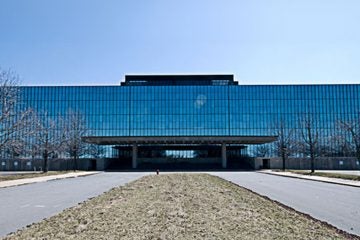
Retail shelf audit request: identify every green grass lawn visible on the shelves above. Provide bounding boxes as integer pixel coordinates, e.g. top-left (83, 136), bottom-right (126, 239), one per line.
top-left (289, 170), bottom-right (360, 181)
top-left (3, 174), bottom-right (357, 240)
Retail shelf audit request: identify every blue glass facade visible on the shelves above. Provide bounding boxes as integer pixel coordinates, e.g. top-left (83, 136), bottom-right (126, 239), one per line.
top-left (19, 78), bottom-right (360, 158)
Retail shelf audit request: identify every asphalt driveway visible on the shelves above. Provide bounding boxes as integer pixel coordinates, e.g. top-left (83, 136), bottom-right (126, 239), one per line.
top-left (1, 171), bottom-right (359, 237)
top-left (211, 172), bottom-right (360, 236)
top-left (0, 172), bottom-right (149, 237)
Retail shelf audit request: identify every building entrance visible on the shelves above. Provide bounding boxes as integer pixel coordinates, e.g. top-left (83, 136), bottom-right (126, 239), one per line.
top-left (83, 135), bottom-right (277, 170)
top-left (107, 144), bottom-right (251, 170)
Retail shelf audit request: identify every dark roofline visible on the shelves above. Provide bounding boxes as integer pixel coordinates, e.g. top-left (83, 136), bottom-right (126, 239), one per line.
top-left (82, 135), bottom-right (277, 145)
top-left (122, 74), bottom-right (238, 86)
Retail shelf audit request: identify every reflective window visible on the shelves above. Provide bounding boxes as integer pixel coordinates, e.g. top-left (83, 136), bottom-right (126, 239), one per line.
top-left (19, 83), bottom-right (360, 157)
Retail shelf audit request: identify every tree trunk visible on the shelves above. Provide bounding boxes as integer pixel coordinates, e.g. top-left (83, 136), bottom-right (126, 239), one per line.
top-left (357, 148), bottom-right (360, 170)
top-left (310, 150), bottom-right (315, 173)
top-left (310, 157), bottom-right (315, 173)
top-left (43, 151), bottom-right (48, 173)
top-left (281, 150), bottom-right (286, 171)
top-left (73, 154), bottom-right (78, 171)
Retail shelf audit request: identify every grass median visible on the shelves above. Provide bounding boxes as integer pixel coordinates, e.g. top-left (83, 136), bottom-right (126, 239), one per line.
top-left (289, 170), bottom-right (360, 181)
top-left (0, 171), bottom-right (77, 182)
top-left (3, 174), bottom-right (357, 240)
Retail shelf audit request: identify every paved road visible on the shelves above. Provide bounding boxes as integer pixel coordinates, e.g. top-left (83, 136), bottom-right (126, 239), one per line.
top-left (211, 172), bottom-right (360, 236)
top-left (0, 172), bottom-right (149, 237)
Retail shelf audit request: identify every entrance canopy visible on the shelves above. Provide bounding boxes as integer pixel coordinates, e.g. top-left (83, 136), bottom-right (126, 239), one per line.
top-left (82, 136), bottom-right (277, 145)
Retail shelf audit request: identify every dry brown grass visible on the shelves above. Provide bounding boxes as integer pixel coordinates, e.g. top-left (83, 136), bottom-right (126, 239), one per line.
top-left (289, 170), bottom-right (360, 181)
top-left (3, 174), bottom-right (357, 240)
top-left (0, 171), bottom-right (76, 182)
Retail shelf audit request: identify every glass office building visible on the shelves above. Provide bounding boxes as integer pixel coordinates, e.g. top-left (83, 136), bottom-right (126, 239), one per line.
top-left (20, 75), bottom-right (360, 169)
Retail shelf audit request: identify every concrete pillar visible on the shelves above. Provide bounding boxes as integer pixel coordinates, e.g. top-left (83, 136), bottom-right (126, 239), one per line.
top-left (221, 143), bottom-right (227, 168)
top-left (96, 158), bottom-right (108, 171)
top-left (132, 143), bottom-right (138, 169)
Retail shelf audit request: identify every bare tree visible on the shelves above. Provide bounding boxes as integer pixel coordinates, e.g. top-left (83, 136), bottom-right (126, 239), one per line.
top-left (332, 127), bottom-right (355, 157)
top-left (338, 116), bottom-right (360, 168)
top-left (88, 144), bottom-right (106, 159)
top-left (62, 110), bottom-right (89, 170)
top-left (253, 144), bottom-right (271, 158)
top-left (0, 68), bottom-right (34, 158)
top-left (272, 118), bottom-right (296, 171)
top-left (33, 112), bottom-right (63, 172)
top-left (298, 113), bottom-right (319, 173)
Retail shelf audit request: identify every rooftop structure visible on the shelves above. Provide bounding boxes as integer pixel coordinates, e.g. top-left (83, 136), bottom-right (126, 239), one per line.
top-left (121, 74), bottom-right (238, 86)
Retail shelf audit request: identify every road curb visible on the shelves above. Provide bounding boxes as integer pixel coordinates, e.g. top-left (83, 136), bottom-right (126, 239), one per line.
top-left (259, 171), bottom-right (360, 188)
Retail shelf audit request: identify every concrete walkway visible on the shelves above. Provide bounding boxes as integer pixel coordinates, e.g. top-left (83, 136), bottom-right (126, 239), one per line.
top-left (0, 171), bottom-right (99, 188)
top-left (260, 170), bottom-right (360, 188)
